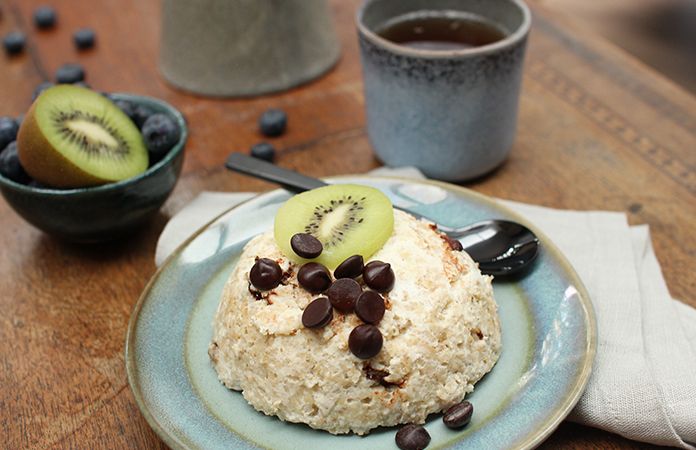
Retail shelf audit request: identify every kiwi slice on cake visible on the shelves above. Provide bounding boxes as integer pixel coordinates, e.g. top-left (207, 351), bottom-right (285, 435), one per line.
top-left (17, 84), bottom-right (148, 188)
top-left (274, 184), bottom-right (394, 270)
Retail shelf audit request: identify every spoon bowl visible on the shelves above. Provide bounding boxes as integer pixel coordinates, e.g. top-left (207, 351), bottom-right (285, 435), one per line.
top-left (225, 152), bottom-right (539, 276)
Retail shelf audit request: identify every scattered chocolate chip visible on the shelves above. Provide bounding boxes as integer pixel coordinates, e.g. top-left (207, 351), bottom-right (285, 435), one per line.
top-left (349, 324), bottom-right (383, 359)
top-left (302, 297), bottom-right (333, 329)
top-left (297, 262), bottom-right (332, 293)
top-left (291, 233), bottom-right (323, 259)
top-left (395, 424), bottom-right (431, 450)
top-left (442, 234), bottom-right (463, 251)
top-left (249, 257), bottom-right (282, 291)
top-left (443, 401), bottom-right (473, 429)
top-left (327, 278), bottom-right (362, 312)
top-left (355, 290), bottom-right (385, 324)
top-left (334, 254), bottom-right (364, 279)
top-left (363, 261), bottom-right (395, 292)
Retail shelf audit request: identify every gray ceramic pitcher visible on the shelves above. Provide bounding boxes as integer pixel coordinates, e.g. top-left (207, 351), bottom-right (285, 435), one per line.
top-left (159, 0), bottom-right (341, 97)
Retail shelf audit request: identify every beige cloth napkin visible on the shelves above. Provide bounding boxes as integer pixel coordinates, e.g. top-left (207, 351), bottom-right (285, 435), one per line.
top-left (155, 168), bottom-right (696, 449)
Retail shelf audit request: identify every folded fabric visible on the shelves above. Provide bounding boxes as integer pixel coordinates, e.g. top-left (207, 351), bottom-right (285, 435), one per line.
top-left (155, 169), bottom-right (695, 449)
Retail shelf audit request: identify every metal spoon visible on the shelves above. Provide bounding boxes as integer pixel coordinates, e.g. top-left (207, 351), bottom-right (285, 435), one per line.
top-left (225, 152), bottom-right (539, 276)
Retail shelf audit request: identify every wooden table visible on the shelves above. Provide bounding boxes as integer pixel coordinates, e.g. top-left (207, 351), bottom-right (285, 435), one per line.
top-left (1, 0), bottom-right (694, 449)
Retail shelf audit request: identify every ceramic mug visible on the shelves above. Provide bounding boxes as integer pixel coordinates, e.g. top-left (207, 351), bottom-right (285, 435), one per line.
top-left (159, 0), bottom-right (341, 97)
top-left (357, 0), bottom-right (531, 181)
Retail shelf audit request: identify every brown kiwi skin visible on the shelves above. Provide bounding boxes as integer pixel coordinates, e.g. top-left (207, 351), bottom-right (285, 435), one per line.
top-left (17, 101), bottom-right (113, 189)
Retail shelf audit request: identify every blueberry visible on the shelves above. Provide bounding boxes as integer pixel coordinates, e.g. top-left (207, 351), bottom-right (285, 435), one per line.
top-left (0, 142), bottom-right (32, 184)
top-left (31, 81), bottom-right (55, 102)
top-left (55, 63), bottom-right (85, 84)
top-left (250, 142), bottom-right (276, 162)
top-left (141, 113), bottom-right (181, 156)
top-left (258, 109), bottom-right (287, 137)
top-left (34, 6), bottom-right (57, 28)
top-left (132, 104), bottom-right (153, 129)
top-left (73, 27), bottom-right (96, 49)
top-left (3, 31), bottom-right (26, 55)
top-left (0, 116), bottom-right (19, 150)
top-left (113, 99), bottom-right (137, 122)
top-left (114, 100), bottom-right (153, 130)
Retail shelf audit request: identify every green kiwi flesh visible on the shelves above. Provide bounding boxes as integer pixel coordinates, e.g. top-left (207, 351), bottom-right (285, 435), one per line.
top-left (17, 85), bottom-right (148, 188)
top-left (274, 184), bottom-right (394, 270)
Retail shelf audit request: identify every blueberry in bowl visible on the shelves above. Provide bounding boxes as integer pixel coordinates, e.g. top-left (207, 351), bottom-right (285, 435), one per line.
top-left (0, 87), bottom-right (187, 242)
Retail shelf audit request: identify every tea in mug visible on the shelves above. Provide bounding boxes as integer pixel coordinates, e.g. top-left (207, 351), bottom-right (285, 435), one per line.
top-left (375, 11), bottom-right (508, 51)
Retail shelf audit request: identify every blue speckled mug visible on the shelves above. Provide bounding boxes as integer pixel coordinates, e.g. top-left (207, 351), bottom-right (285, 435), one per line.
top-left (357, 0), bottom-right (531, 182)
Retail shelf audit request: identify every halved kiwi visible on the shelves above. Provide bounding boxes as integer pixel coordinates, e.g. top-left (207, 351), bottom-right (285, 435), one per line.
top-left (274, 184), bottom-right (394, 270)
top-left (17, 84), bottom-right (149, 188)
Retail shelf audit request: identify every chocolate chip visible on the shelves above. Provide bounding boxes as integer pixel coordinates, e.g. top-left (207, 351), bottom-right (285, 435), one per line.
top-left (334, 254), bottom-right (364, 279)
top-left (298, 262), bottom-right (332, 293)
top-left (290, 233), bottom-right (323, 259)
top-left (327, 278), bottom-right (362, 312)
top-left (395, 424), bottom-right (431, 450)
top-left (302, 297), bottom-right (333, 329)
top-left (443, 401), bottom-right (473, 429)
top-left (348, 324), bottom-right (383, 359)
top-left (355, 290), bottom-right (385, 324)
top-left (363, 261), bottom-right (395, 292)
top-left (249, 258), bottom-right (282, 290)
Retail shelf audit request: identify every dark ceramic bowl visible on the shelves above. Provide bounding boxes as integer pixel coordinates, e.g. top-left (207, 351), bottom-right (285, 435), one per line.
top-left (0, 93), bottom-right (187, 242)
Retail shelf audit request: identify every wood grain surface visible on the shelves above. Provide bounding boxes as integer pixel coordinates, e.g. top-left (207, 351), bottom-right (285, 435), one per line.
top-left (1, 0), bottom-right (694, 449)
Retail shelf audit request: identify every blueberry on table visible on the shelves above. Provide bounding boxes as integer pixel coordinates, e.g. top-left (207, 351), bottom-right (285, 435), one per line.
top-left (0, 116), bottom-right (20, 150)
top-left (250, 142), bottom-right (276, 161)
top-left (3, 31), bottom-right (26, 55)
top-left (258, 109), bottom-right (287, 137)
top-left (73, 28), bottom-right (96, 49)
top-left (34, 6), bottom-right (57, 28)
top-left (141, 113), bottom-right (181, 156)
top-left (0, 142), bottom-right (32, 184)
top-left (55, 63), bottom-right (85, 84)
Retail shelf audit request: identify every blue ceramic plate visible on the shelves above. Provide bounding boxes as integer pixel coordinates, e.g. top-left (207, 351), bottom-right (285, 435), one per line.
top-left (126, 176), bottom-right (596, 450)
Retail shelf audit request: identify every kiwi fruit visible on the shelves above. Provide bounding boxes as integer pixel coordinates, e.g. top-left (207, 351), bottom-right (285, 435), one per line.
top-left (17, 84), bottom-right (148, 188)
top-left (274, 184), bottom-right (394, 270)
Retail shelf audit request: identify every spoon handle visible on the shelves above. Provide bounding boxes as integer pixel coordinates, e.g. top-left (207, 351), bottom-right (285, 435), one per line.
top-left (225, 152), bottom-right (327, 193)
top-left (225, 152), bottom-right (429, 220)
